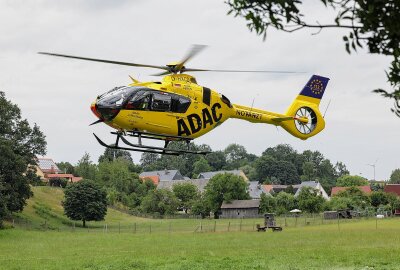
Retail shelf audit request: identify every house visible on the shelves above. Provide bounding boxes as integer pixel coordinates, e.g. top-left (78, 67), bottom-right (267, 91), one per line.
top-left (139, 170), bottom-right (184, 183)
top-left (46, 174), bottom-right (82, 183)
top-left (139, 175), bottom-right (160, 185)
top-left (157, 178), bottom-right (210, 193)
top-left (294, 181), bottom-right (330, 200)
top-left (384, 184), bottom-right (400, 215)
top-left (198, 170), bottom-right (249, 181)
top-left (384, 184), bottom-right (400, 196)
top-left (331, 186), bottom-right (372, 196)
top-left (220, 199), bottom-right (260, 218)
top-left (35, 157), bottom-right (82, 183)
top-left (262, 184), bottom-right (300, 195)
top-left (36, 157), bottom-right (61, 179)
top-left (248, 181), bottom-right (264, 199)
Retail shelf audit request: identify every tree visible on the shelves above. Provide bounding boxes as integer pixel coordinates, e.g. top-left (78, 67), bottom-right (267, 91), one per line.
top-left (336, 175), bottom-right (368, 187)
top-left (254, 155), bottom-right (299, 184)
top-left (226, 0), bottom-right (400, 116)
top-left (63, 180), bottom-right (107, 227)
top-left (98, 148), bottom-right (133, 163)
top-left (327, 196), bottom-right (354, 211)
top-left (96, 159), bottom-right (154, 208)
top-left (301, 162), bottom-right (316, 181)
top-left (192, 157), bottom-right (212, 178)
top-left (334, 162), bottom-right (350, 178)
top-left (191, 194), bottom-right (212, 218)
top-left (275, 192), bottom-right (296, 214)
top-left (224, 143), bottom-right (250, 169)
top-left (0, 92), bottom-right (46, 226)
top-left (205, 150), bottom-right (227, 171)
top-left (204, 173), bottom-right (250, 217)
top-left (389, 169), bottom-right (400, 183)
top-left (140, 189), bottom-right (178, 215)
top-left (335, 186), bottom-right (371, 210)
top-left (240, 164), bottom-right (258, 182)
top-left (172, 183), bottom-right (199, 213)
top-left (259, 193), bottom-right (276, 213)
top-left (297, 187), bottom-right (325, 213)
top-left (75, 153), bottom-right (97, 180)
top-left (370, 191), bottom-right (389, 208)
top-left (56, 161), bottom-right (75, 175)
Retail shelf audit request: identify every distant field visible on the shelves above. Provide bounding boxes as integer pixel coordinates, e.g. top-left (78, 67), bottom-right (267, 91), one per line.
top-left (1, 187), bottom-right (400, 269)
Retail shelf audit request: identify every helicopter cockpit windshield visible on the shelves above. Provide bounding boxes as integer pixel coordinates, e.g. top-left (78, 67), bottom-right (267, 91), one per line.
top-left (97, 86), bottom-right (138, 108)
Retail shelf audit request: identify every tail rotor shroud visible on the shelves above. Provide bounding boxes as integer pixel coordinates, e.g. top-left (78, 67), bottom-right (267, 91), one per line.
top-left (294, 106), bottom-right (317, 134)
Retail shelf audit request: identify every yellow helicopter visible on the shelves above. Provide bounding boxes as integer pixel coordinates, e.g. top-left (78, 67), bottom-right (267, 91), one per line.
top-left (39, 45), bottom-right (330, 156)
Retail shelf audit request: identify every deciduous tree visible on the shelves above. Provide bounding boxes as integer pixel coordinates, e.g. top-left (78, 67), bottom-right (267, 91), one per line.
top-left (0, 92), bottom-right (46, 226)
top-left (204, 173), bottom-right (250, 217)
top-left (389, 169), bottom-right (400, 184)
top-left (297, 186), bottom-right (325, 213)
top-left (336, 175), bottom-right (368, 187)
top-left (172, 183), bottom-right (199, 213)
top-left (63, 180), bottom-right (107, 227)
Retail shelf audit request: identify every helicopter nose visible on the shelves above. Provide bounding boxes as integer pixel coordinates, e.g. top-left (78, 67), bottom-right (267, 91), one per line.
top-left (91, 101), bottom-right (102, 119)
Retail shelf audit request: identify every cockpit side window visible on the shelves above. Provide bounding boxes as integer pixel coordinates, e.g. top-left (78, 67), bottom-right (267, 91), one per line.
top-left (125, 90), bottom-right (151, 110)
top-left (123, 89), bottom-right (191, 113)
top-left (171, 95), bottom-right (191, 113)
top-left (151, 92), bottom-right (172, 111)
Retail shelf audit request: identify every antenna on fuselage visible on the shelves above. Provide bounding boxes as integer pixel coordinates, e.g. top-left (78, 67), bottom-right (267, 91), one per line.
top-left (323, 99), bottom-right (331, 118)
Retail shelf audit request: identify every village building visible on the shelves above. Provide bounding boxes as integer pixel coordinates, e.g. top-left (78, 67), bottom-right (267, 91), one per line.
top-left (198, 170), bottom-right (249, 181)
top-left (139, 170), bottom-right (184, 184)
top-left (157, 178), bottom-right (210, 193)
top-left (331, 186), bottom-right (372, 196)
top-left (384, 184), bottom-right (400, 196)
top-left (248, 181), bottom-right (264, 199)
top-left (294, 181), bottom-right (330, 200)
top-left (36, 157), bottom-right (82, 183)
top-left (220, 199), bottom-right (260, 218)
top-left (384, 184), bottom-right (400, 215)
top-left (262, 184), bottom-right (300, 195)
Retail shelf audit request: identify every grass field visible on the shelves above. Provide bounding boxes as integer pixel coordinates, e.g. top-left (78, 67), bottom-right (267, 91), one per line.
top-left (1, 187), bottom-right (400, 269)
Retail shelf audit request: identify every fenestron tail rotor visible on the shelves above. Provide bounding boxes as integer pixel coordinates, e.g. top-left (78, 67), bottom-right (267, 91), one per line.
top-left (294, 107), bottom-right (317, 134)
top-left (39, 45), bottom-right (303, 75)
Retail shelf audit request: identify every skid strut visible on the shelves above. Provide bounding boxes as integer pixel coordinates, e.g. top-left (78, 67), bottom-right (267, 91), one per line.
top-left (93, 131), bottom-right (210, 156)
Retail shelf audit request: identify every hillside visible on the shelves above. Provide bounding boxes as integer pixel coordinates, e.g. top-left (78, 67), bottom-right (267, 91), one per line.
top-left (13, 186), bottom-right (147, 230)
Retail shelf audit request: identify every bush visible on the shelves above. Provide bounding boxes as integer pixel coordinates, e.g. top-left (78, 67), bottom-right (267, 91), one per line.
top-left (49, 178), bottom-right (68, 188)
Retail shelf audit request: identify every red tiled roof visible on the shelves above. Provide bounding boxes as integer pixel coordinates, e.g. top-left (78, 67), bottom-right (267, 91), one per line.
top-left (71, 177), bottom-right (83, 183)
top-left (262, 185), bottom-right (273, 193)
top-left (331, 186), bottom-right (372, 196)
top-left (46, 174), bottom-right (75, 178)
top-left (384, 184), bottom-right (400, 196)
top-left (140, 175), bottom-right (160, 185)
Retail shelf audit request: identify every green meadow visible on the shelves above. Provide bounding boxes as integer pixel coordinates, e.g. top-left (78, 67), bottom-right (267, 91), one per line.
top-left (1, 187), bottom-right (400, 270)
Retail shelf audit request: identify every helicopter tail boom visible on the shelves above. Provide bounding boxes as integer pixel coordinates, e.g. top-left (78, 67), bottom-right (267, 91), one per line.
top-left (231, 75), bottom-right (330, 140)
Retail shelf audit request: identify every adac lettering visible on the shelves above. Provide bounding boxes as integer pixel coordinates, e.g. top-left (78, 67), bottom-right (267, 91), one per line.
top-left (236, 110), bottom-right (262, 120)
top-left (178, 103), bottom-right (222, 136)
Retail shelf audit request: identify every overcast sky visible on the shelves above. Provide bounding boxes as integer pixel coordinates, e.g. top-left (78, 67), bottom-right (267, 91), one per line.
top-left (1, 0), bottom-right (399, 180)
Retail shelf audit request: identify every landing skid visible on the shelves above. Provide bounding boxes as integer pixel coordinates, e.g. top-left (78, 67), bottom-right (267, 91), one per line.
top-left (93, 131), bottom-right (210, 156)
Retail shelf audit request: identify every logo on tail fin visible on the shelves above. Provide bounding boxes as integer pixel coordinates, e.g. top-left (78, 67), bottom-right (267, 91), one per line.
top-left (300, 75), bottom-right (330, 99)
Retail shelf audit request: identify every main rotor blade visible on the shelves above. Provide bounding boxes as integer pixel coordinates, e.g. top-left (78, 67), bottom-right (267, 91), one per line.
top-left (176, 44), bottom-right (207, 70)
top-left (182, 68), bottom-right (304, 73)
top-left (38, 52), bottom-right (169, 71)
